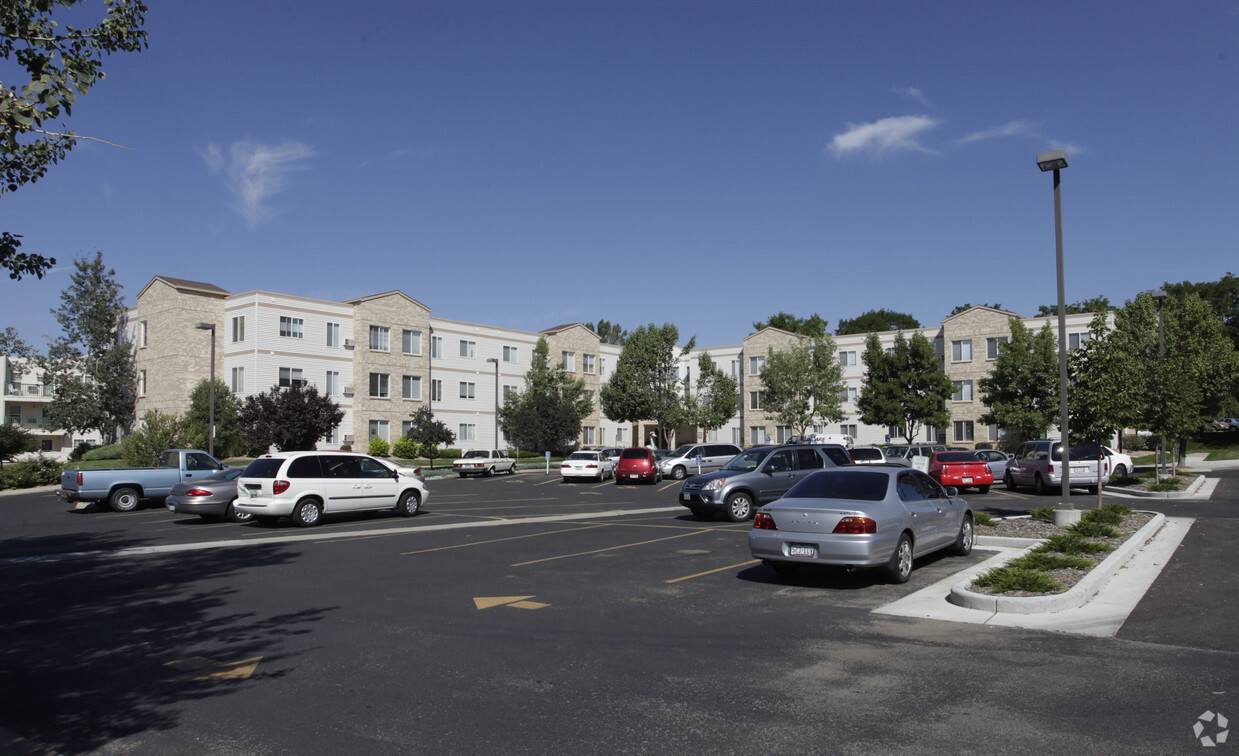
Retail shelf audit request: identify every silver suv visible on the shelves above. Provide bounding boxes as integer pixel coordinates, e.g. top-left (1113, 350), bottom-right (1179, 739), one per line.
top-left (1005, 440), bottom-right (1107, 495)
top-left (659, 443), bottom-right (742, 480)
top-left (236, 451), bottom-right (428, 526)
top-left (678, 444), bottom-right (853, 522)
top-left (882, 444), bottom-right (946, 467)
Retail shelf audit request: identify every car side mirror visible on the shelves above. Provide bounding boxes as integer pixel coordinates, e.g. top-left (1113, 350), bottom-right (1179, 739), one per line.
top-left (945, 486), bottom-right (959, 497)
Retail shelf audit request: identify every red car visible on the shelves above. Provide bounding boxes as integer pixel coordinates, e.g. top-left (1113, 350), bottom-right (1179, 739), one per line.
top-left (928, 451), bottom-right (993, 493)
top-left (615, 447), bottom-right (662, 485)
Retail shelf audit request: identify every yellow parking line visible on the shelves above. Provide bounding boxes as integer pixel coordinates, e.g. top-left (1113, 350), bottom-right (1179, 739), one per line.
top-left (666, 559), bottom-right (760, 584)
top-left (511, 529), bottom-right (710, 566)
top-left (399, 524), bottom-right (608, 555)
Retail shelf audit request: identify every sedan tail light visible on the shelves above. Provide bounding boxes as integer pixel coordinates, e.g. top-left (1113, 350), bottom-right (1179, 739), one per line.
top-left (273, 480), bottom-right (291, 495)
top-left (753, 512), bottom-right (777, 530)
top-left (832, 517), bottom-right (877, 534)
top-left (186, 488), bottom-right (213, 497)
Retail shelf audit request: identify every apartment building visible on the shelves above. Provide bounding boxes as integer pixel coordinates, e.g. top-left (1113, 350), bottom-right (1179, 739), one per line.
top-left (125, 276), bottom-right (1102, 453)
top-left (1, 356), bottom-right (104, 460)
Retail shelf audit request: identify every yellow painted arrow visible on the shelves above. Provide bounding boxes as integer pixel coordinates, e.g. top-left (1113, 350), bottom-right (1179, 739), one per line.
top-left (162, 655), bottom-right (262, 682)
top-left (473, 596), bottom-right (549, 610)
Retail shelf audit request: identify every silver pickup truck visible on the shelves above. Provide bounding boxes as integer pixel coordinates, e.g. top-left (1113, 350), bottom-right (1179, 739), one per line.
top-left (59, 449), bottom-right (225, 512)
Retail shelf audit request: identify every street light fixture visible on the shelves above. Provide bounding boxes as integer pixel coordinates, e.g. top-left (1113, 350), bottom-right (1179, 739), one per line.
top-left (1152, 289), bottom-right (1168, 482)
top-left (194, 322), bottom-right (216, 458)
top-left (485, 357), bottom-right (499, 450)
top-left (1036, 149), bottom-right (1075, 521)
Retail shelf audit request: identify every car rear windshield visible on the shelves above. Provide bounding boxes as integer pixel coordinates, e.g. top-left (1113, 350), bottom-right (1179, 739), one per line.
top-left (937, 452), bottom-right (979, 463)
top-left (851, 448), bottom-right (884, 461)
top-left (785, 471), bottom-right (889, 501)
top-left (567, 452), bottom-right (597, 460)
top-left (620, 449), bottom-right (649, 459)
top-left (1051, 443), bottom-right (1103, 462)
top-left (241, 458), bottom-right (285, 478)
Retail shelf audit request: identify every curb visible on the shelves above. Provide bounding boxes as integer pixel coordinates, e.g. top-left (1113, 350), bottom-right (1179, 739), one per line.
top-left (1105, 475), bottom-right (1205, 499)
top-left (948, 511), bottom-right (1166, 615)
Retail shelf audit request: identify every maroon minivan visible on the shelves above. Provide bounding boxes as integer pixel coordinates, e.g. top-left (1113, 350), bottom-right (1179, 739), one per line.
top-left (615, 447), bottom-right (662, 485)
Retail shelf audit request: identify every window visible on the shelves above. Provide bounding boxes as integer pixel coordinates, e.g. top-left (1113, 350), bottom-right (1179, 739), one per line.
top-left (749, 391), bottom-right (762, 410)
top-left (326, 322), bottom-right (340, 347)
top-left (231, 366), bottom-right (244, 393)
top-left (582, 427), bottom-right (596, 445)
top-left (1069, 332), bottom-right (1091, 350)
top-left (600, 358), bottom-right (606, 376)
top-left (750, 426), bottom-right (764, 445)
top-left (840, 386), bottom-right (858, 403)
top-left (137, 320), bottom-right (148, 348)
top-left (369, 325), bottom-right (390, 352)
top-left (402, 375), bottom-right (421, 400)
top-left (838, 350), bottom-right (856, 367)
top-left (583, 354), bottom-right (596, 373)
top-left (431, 379), bottom-right (442, 402)
top-left (459, 423), bottom-right (476, 442)
top-left (503, 384), bottom-right (518, 400)
top-left (226, 316), bottom-right (242, 344)
top-left (503, 345), bottom-right (518, 363)
top-left (402, 329), bottom-right (421, 355)
top-left (951, 339), bottom-right (972, 361)
top-left (841, 424), bottom-right (858, 438)
top-left (749, 356), bottom-right (765, 375)
top-left (988, 425), bottom-right (1010, 442)
top-left (431, 336), bottom-right (442, 359)
top-left (402, 420), bottom-right (414, 437)
top-left (954, 420), bottom-right (975, 442)
top-left (561, 351), bottom-right (575, 371)
top-left (776, 425), bottom-right (793, 443)
top-left (279, 316), bottom-right (303, 338)
top-left (369, 419), bottom-right (389, 442)
top-left (459, 340), bottom-right (476, 358)
top-left (986, 336), bottom-right (1007, 359)
top-left (369, 373), bottom-right (389, 398)
top-left (952, 380), bottom-right (973, 401)
top-left (325, 371), bottom-right (340, 396)
top-left (137, 369), bottom-right (146, 397)
top-left (730, 360), bottom-right (740, 378)
top-left (279, 367), bottom-right (305, 388)
top-left (616, 428), bottom-right (627, 444)
top-left (459, 381), bottom-right (475, 399)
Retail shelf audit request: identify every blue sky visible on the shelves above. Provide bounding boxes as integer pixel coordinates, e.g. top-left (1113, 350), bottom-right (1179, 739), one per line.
top-left (4, 1), bottom-right (1237, 351)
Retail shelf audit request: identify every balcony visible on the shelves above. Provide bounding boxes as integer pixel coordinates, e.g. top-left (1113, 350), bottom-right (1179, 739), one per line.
top-left (4, 382), bottom-right (53, 397)
top-left (4, 416), bottom-right (50, 430)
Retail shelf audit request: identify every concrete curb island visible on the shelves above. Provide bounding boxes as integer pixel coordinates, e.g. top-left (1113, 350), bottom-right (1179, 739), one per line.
top-left (949, 512), bottom-right (1167, 615)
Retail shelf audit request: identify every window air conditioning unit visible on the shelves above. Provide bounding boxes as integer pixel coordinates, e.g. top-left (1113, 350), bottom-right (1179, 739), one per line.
top-left (343, 338), bottom-right (355, 348)
top-left (342, 386), bottom-right (354, 396)
top-left (343, 435), bottom-right (353, 443)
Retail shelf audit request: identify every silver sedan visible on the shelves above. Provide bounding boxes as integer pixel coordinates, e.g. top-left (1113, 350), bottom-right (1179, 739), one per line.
top-left (748, 467), bottom-right (973, 583)
top-left (165, 467), bottom-right (250, 522)
top-left (974, 449), bottom-right (1010, 480)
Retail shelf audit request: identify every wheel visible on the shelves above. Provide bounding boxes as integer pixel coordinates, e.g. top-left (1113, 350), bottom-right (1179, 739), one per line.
top-left (507, 464), bottom-right (516, 475)
top-left (950, 515), bottom-right (974, 556)
top-left (615, 477), bottom-right (625, 486)
top-left (396, 489), bottom-right (421, 517)
top-left (484, 465), bottom-right (495, 477)
top-left (457, 473), bottom-right (468, 479)
top-left (1004, 472), bottom-right (1017, 491)
top-left (291, 498), bottom-right (323, 527)
top-left (672, 465), bottom-right (687, 480)
top-left (724, 492), bottom-right (754, 522)
top-left (767, 560), bottom-right (800, 578)
top-left (884, 533), bottom-right (914, 584)
top-left (225, 500), bottom-right (252, 523)
top-left (1113, 464), bottom-right (1128, 479)
top-left (653, 470), bottom-right (662, 484)
top-left (977, 485), bottom-right (990, 494)
top-left (689, 508), bottom-right (712, 520)
top-left (1033, 474), bottom-right (1047, 496)
top-left (108, 487), bottom-right (140, 512)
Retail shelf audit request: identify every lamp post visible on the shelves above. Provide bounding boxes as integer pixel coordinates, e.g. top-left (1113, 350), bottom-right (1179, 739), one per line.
top-left (486, 357), bottom-right (499, 450)
top-left (194, 322), bottom-right (216, 458)
top-left (1037, 149), bottom-right (1076, 521)
top-left (1152, 289), bottom-right (1168, 483)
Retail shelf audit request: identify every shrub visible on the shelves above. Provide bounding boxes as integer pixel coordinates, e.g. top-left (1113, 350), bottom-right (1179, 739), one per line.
top-left (974, 512), bottom-right (995, 526)
top-left (972, 566), bottom-right (1062, 594)
top-left (1081, 504), bottom-right (1130, 527)
top-left (339, 443), bottom-right (352, 452)
top-left (121, 410), bottom-right (191, 467)
top-left (1146, 477), bottom-right (1185, 492)
top-left (1065, 520), bottom-right (1121, 539)
top-left (1011, 552), bottom-right (1094, 572)
top-left (0, 456), bottom-right (64, 490)
top-left (1037, 534), bottom-right (1114, 556)
top-left (368, 437), bottom-right (390, 457)
top-left (391, 436), bottom-right (419, 460)
top-left (82, 444), bottom-right (124, 461)
top-left (1028, 507), bottom-right (1055, 522)
top-left (69, 441), bottom-right (97, 462)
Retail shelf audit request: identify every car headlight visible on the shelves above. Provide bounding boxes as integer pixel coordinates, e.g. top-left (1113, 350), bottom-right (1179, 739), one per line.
top-left (701, 477), bottom-right (725, 492)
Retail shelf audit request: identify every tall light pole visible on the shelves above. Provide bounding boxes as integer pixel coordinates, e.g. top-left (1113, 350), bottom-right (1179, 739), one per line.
top-left (486, 357), bottom-right (499, 450)
top-left (1152, 289), bottom-right (1168, 483)
top-left (195, 322), bottom-right (216, 458)
top-left (1037, 149), bottom-right (1075, 520)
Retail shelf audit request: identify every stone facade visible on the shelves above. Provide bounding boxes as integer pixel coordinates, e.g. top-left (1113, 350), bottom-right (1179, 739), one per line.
top-left (739, 327), bottom-right (803, 445)
top-left (542, 324), bottom-right (605, 444)
top-left (130, 277), bottom-right (228, 420)
top-left (346, 292), bottom-right (432, 448)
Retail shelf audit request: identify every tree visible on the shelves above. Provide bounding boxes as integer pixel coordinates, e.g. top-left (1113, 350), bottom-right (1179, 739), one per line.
top-left (857, 331), bottom-right (951, 443)
top-left (978, 319), bottom-right (1060, 445)
top-left (1035, 296), bottom-right (1111, 317)
top-left (237, 384), bottom-right (344, 453)
top-left (758, 335), bottom-right (846, 438)
top-left (599, 324), bottom-right (695, 448)
top-left (404, 405), bottom-right (455, 468)
top-left (948, 303), bottom-right (1004, 317)
top-left (0, 423), bottom-right (38, 467)
top-left (751, 312), bottom-right (828, 338)
top-left (185, 378), bottom-right (242, 458)
top-left (684, 352), bottom-right (739, 435)
top-left (120, 409), bottom-right (188, 467)
top-left (39, 252), bottom-right (135, 443)
top-left (1163, 273), bottom-right (1239, 413)
top-left (1, 1), bottom-right (149, 280)
top-left (1068, 312), bottom-right (1132, 446)
top-left (586, 319), bottom-right (628, 345)
top-left (835, 309), bottom-right (921, 335)
top-left (499, 337), bottom-right (593, 452)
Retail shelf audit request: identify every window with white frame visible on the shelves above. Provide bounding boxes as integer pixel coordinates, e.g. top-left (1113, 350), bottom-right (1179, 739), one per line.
top-left (279, 367), bottom-right (305, 388)
top-left (459, 381), bottom-right (475, 399)
top-left (431, 336), bottom-right (442, 359)
top-left (326, 322), bottom-right (340, 347)
top-left (749, 391), bottom-right (762, 410)
top-left (503, 345), bottom-right (518, 363)
top-left (750, 426), bottom-right (764, 445)
top-left (459, 340), bottom-right (476, 358)
top-left (749, 356), bottom-right (765, 375)
top-left (988, 425), bottom-right (1010, 442)
top-left (838, 350), bottom-right (857, 367)
top-left (582, 427), bottom-right (595, 445)
top-left (231, 366), bottom-right (244, 393)
top-left (369, 325), bottom-right (390, 352)
top-left (325, 370), bottom-right (339, 396)
top-left (583, 354), bottom-right (595, 373)
top-left (616, 428), bottom-right (626, 444)
top-left (279, 316), bottom-right (303, 338)
top-left (952, 380), bottom-right (973, 401)
top-left (561, 351), bottom-right (575, 371)
top-left (503, 384), bottom-right (518, 401)
top-left (138, 369), bottom-right (147, 397)
top-left (953, 420), bottom-right (975, 442)
top-left (1069, 331), bottom-right (1091, 350)
top-left (840, 386), bottom-right (858, 403)
top-left (232, 316), bottom-right (245, 343)
top-left (369, 372), bottom-right (389, 398)
top-left (402, 329), bottom-right (422, 355)
top-left (369, 419), bottom-right (389, 441)
top-left (986, 336), bottom-right (1007, 359)
top-left (733, 428), bottom-right (743, 445)
top-left (401, 420), bottom-right (414, 437)
top-left (951, 339), bottom-right (972, 361)
top-left (776, 425), bottom-right (792, 443)
top-left (402, 375), bottom-right (421, 400)
top-left (841, 424), bottom-right (858, 438)
top-left (459, 423), bottom-right (476, 442)
top-left (730, 359), bottom-right (740, 377)
top-left (431, 379), bottom-right (442, 402)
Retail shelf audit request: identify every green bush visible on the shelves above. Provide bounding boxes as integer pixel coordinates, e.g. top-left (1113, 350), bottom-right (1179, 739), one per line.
top-left (339, 443), bottom-right (352, 452)
top-left (972, 566), bottom-right (1062, 593)
top-left (368, 437), bottom-right (390, 457)
top-left (68, 441), bottom-right (97, 461)
top-left (1011, 552), bottom-right (1094, 572)
top-left (1037, 534), bottom-right (1114, 555)
top-left (1028, 507), bottom-right (1055, 522)
top-left (391, 436), bottom-right (419, 459)
top-left (122, 410), bottom-right (191, 467)
top-left (82, 444), bottom-right (124, 461)
top-left (0, 456), bottom-right (64, 490)
top-left (1065, 520), bottom-right (1121, 539)
top-left (1146, 477), bottom-right (1185, 492)
top-left (1081, 503), bottom-right (1130, 526)
top-left (974, 512), bottom-right (995, 526)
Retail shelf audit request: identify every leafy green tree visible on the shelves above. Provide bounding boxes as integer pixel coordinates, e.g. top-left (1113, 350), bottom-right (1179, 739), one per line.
top-left (586, 319), bottom-right (628, 345)
top-left (1068, 312), bottom-right (1131, 446)
top-left (857, 331), bottom-right (951, 443)
top-left (599, 324), bottom-right (695, 448)
top-left (404, 405), bottom-right (456, 468)
top-left (752, 312), bottom-right (828, 338)
top-left (1163, 273), bottom-right (1239, 412)
top-left (500, 337), bottom-right (593, 452)
top-left (948, 303), bottom-right (1004, 317)
top-left (238, 384), bottom-right (344, 453)
top-left (684, 352), bottom-right (738, 435)
top-left (120, 409), bottom-right (189, 467)
top-left (39, 252), bottom-right (135, 443)
top-left (184, 378), bottom-right (242, 458)
top-left (836, 309), bottom-right (921, 335)
top-left (1035, 296), bottom-right (1112, 317)
top-left (758, 335), bottom-right (846, 438)
top-left (0, 326), bottom-right (34, 361)
top-left (1, 1), bottom-right (149, 280)
top-left (0, 422), bottom-right (38, 467)
top-left (978, 319), bottom-right (1060, 444)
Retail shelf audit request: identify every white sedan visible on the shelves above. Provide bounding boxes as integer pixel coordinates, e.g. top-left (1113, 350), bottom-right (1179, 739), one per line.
top-left (561, 451), bottom-right (615, 482)
top-left (1102, 446), bottom-right (1135, 479)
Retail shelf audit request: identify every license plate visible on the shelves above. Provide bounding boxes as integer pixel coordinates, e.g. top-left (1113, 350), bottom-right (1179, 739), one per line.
top-left (1071, 466), bottom-right (1087, 474)
top-left (167, 504), bottom-right (176, 512)
top-left (680, 493), bottom-right (690, 501)
top-left (630, 474), bottom-right (640, 479)
top-left (962, 477), bottom-right (973, 484)
top-left (789, 543), bottom-right (816, 558)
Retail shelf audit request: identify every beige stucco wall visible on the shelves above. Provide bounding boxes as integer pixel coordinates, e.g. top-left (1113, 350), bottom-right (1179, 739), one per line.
top-left (740, 328), bottom-right (802, 443)
top-left (350, 292), bottom-right (432, 444)
top-left (542, 324), bottom-right (604, 444)
top-left (132, 280), bottom-right (226, 420)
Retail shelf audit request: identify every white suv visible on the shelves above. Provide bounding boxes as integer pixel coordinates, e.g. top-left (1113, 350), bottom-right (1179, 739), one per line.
top-left (236, 452), bottom-right (428, 527)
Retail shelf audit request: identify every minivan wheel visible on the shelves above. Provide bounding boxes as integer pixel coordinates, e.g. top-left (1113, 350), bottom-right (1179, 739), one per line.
top-left (396, 489), bottom-right (421, 516)
top-left (1004, 472), bottom-right (1017, 491)
top-left (292, 498), bottom-right (323, 527)
top-left (1033, 474), bottom-right (1047, 496)
top-left (725, 492), bottom-right (754, 522)
top-left (672, 465), bottom-right (687, 480)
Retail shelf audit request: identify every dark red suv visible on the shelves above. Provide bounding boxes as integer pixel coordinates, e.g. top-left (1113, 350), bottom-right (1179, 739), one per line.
top-left (615, 447), bottom-right (662, 485)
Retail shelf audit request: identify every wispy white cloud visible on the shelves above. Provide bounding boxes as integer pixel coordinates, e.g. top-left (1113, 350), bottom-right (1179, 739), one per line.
top-left (203, 140), bottom-right (316, 227)
top-left (957, 119), bottom-right (1037, 144)
top-left (891, 86), bottom-right (932, 108)
top-left (1048, 140), bottom-right (1086, 156)
top-left (827, 115), bottom-right (940, 158)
